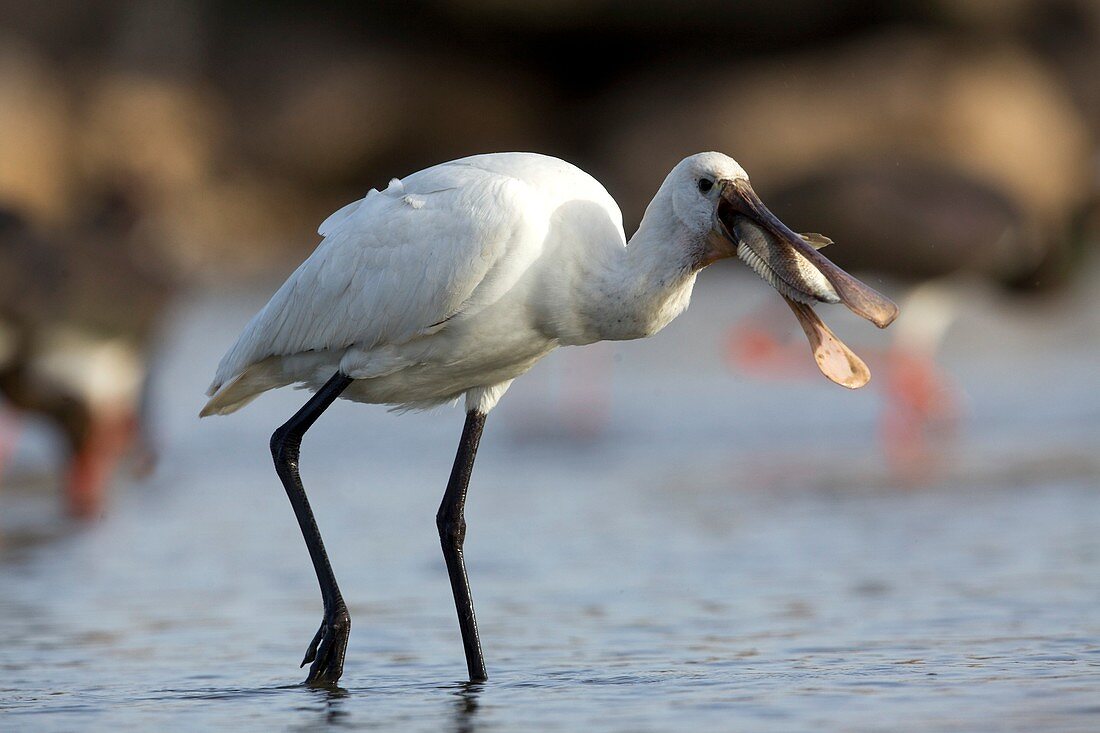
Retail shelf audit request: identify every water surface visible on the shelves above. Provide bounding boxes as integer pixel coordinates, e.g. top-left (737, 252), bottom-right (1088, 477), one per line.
top-left (2, 273), bottom-right (1099, 731)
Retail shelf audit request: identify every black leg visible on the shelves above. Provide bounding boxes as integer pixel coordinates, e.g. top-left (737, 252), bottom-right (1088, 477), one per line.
top-left (437, 411), bottom-right (489, 682)
top-left (270, 371), bottom-right (354, 685)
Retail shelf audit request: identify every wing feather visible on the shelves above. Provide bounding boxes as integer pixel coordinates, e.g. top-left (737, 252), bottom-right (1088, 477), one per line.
top-left (206, 163), bottom-right (537, 398)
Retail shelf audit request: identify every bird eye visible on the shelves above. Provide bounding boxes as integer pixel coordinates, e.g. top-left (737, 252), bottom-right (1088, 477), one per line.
top-left (697, 178), bottom-right (714, 193)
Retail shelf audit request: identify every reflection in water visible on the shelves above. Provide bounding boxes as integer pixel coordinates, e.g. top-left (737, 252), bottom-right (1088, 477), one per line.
top-left (292, 684), bottom-right (351, 731)
top-left (449, 682), bottom-right (482, 733)
top-left (317, 685), bottom-right (352, 729)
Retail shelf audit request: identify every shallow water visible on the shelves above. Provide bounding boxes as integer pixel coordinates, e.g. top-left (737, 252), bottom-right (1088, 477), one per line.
top-left (3, 271), bottom-right (1100, 731)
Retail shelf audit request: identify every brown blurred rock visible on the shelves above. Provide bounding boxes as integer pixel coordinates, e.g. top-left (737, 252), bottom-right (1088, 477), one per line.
top-left (0, 40), bottom-right (74, 221)
top-left (939, 0), bottom-right (1100, 154)
top-left (77, 72), bottom-right (225, 202)
top-left (600, 32), bottom-right (1095, 243)
top-left (166, 173), bottom-right (322, 275)
top-left (223, 29), bottom-right (546, 187)
top-left (229, 48), bottom-right (406, 185)
top-left (766, 161), bottom-right (1057, 287)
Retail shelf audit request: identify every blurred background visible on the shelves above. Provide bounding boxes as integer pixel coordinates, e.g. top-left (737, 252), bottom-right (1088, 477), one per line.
top-left (2, 2), bottom-right (1099, 730)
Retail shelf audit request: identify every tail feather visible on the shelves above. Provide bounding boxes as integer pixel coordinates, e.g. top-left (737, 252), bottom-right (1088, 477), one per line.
top-left (199, 359), bottom-right (290, 417)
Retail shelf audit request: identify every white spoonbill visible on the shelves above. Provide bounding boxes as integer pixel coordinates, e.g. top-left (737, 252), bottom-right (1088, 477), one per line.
top-left (201, 151), bottom-right (898, 685)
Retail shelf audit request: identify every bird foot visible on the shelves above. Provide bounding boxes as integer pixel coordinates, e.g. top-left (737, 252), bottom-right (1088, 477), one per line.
top-left (300, 606), bottom-right (351, 685)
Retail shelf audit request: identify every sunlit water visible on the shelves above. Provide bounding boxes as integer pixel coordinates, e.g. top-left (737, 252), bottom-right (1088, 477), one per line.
top-left (3, 270), bottom-right (1099, 731)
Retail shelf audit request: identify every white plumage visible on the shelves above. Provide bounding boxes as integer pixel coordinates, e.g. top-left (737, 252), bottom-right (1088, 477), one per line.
top-left (202, 149), bottom-right (896, 420)
top-left (203, 152), bottom-right (701, 416)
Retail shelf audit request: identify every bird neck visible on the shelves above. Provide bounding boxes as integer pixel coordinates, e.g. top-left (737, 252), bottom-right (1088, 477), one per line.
top-left (574, 192), bottom-right (700, 344)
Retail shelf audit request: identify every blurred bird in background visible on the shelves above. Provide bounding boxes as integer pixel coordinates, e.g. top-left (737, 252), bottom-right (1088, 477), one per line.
top-left (0, 196), bottom-right (171, 517)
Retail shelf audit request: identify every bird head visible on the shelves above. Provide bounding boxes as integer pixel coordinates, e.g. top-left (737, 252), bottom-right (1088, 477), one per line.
top-left (676, 152), bottom-right (899, 388)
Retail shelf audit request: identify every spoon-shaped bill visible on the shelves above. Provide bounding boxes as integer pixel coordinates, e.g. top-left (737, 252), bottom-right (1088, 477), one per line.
top-left (720, 179), bottom-right (899, 328)
top-left (783, 296), bottom-right (871, 389)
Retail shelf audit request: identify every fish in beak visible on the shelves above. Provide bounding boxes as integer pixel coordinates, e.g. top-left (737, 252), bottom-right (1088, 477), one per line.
top-left (715, 178), bottom-right (899, 389)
